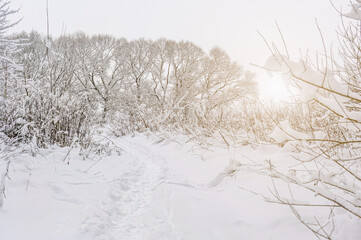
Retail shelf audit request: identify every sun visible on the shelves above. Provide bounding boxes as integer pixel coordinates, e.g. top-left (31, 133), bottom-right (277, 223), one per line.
top-left (257, 72), bottom-right (291, 102)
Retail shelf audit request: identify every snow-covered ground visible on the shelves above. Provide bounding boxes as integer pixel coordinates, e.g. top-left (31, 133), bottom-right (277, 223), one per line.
top-left (0, 133), bottom-right (360, 239)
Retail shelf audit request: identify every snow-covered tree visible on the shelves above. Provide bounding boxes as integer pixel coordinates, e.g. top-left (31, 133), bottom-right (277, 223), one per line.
top-left (0, 0), bottom-right (21, 209)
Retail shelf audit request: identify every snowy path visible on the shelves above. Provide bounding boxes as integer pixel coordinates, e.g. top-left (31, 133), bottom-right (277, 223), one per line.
top-left (3, 133), bottom-right (357, 239)
top-left (0, 135), bottom-right (179, 240)
top-left (79, 138), bottom-right (174, 240)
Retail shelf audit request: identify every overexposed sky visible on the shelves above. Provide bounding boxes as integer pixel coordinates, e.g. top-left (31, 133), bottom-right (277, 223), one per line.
top-left (8, 0), bottom-right (345, 70)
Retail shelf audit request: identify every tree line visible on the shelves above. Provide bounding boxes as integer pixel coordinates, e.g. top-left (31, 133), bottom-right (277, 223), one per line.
top-left (0, 30), bottom-right (258, 148)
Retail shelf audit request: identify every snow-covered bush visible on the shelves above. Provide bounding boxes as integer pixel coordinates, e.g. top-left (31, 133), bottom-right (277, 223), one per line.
top-left (6, 32), bottom-right (93, 148)
top-left (256, 2), bottom-right (361, 238)
top-left (0, 1), bottom-right (23, 146)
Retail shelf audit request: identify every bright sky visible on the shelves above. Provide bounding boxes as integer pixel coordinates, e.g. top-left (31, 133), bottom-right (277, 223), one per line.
top-left (8, 0), bottom-right (347, 100)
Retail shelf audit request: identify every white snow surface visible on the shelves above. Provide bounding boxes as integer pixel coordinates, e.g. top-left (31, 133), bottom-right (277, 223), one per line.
top-left (0, 133), bottom-right (360, 239)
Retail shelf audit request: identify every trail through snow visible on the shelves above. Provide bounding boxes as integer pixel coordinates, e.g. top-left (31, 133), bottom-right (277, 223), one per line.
top-left (0, 134), bottom-right (179, 240)
top-left (79, 138), bottom-right (174, 240)
top-left (1, 133), bottom-right (359, 239)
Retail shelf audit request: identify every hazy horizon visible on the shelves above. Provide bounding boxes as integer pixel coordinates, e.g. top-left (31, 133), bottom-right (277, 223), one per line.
top-left (8, 0), bottom-right (344, 68)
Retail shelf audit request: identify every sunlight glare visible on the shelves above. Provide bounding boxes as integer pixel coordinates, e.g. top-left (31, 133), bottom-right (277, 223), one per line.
top-left (257, 73), bottom-right (291, 102)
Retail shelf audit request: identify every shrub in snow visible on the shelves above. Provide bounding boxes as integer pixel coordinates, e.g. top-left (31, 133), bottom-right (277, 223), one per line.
top-left (256, 2), bottom-right (361, 238)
